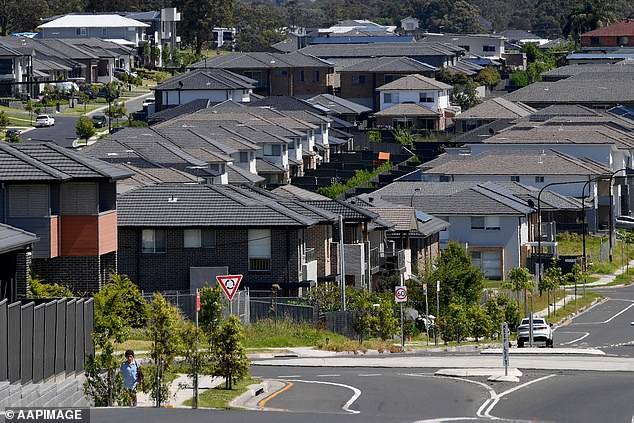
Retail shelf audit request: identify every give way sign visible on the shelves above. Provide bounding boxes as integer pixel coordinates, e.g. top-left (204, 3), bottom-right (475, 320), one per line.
top-left (216, 274), bottom-right (243, 300)
top-left (394, 286), bottom-right (408, 303)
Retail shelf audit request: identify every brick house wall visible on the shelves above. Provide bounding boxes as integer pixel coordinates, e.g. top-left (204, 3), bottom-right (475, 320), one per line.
top-left (117, 227), bottom-right (302, 292)
top-left (291, 67), bottom-right (333, 98)
top-left (581, 35), bottom-right (634, 48)
top-left (31, 255), bottom-right (104, 294)
top-left (305, 224), bottom-right (333, 278)
top-left (15, 251), bottom-right (30, 298)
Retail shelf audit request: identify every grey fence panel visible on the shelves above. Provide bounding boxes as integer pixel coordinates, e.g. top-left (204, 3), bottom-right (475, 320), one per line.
top-left (324, 311), bottom-right (358, 339)
top-left (44, 301), bottom-right (56, 380)
top-left (33, 303), bottom-right (45, 383)
top-left (20, 302), bottom-right (34, 384)
top-left (249, 300), bottom-right (315, 324)
top-left (55, 300), bottom-right (66, 375)
top-left (0, 299), bottom-right (7, 382)
top-left (7, 302), bottom-right (20, 383)
top-left (84, 299), bottom-right (94, 358)
top-left (65, 300), bottom-right (76, 374)
top-left (75, 300), bottom-right (84, 372)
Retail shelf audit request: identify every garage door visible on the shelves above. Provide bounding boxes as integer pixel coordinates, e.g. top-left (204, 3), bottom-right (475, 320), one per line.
top-left (481, 250), bottom-right (502, 279)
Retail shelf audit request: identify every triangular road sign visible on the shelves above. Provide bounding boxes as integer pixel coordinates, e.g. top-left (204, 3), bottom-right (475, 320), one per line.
top-left (216, 274), bottom-right (243, 300)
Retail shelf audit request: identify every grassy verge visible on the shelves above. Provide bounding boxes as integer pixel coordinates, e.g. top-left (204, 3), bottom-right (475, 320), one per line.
top-left (316, 338), bottom-right (401, 353)
top-left (58, 105), bottom-right (103, 116)
top-left (182, 376), bottom-right (261, 409)
top-left (546, 292), bottom-right (602, 324)
top-left (244, 319), bottom-right (348, 348)
top-left (601, 268), bottom-right (634, 287)
top-left (558, 232), bottom-right (634, 274)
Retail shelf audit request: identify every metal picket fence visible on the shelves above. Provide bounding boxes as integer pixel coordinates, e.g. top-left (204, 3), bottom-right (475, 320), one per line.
top-left (0, 297), bottom-right (94, 384)
top-left (249, 297), bottom-right (317, 324)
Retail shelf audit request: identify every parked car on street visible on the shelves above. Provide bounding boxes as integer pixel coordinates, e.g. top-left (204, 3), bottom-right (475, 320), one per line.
top-left (114, 67), bottom-right (138, 79)
top-left (5, 128), bottom-right (21, 138)
top-left (517, 317), bottom-right (553, 348)
top-left (616, 215), bottom-right (634, 230)
top-left (35, 115), bottom-right (55, 127)
top-left (91, 115), bottom-right (107, 128)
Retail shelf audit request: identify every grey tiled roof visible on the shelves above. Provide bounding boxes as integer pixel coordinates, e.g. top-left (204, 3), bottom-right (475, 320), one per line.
top-left (256, 158), bottom-right (286, 173)
top-left (370, 207), bottom-right (417, 231)
top-left (374, 103), bottom-right (439, 117)
top-left (272, 185), bottom-right (331, 201)
top-left (455, 98), bottom-right (536, 120)
top-left (542, 62), bottom-right (634, 79)
top-left (376, 74), bottom-right (451, 90)
top-left (367, 181), bottom-right (534, 216)
top-left (227, 164), bottom-right (266, 185)
top-left (189, 51), bottom-right (333, 70)
top-left (423, 149), bottom-right (610, 176)
top-left (498, 182), bottom-right (583, 211)
top-left (298, 42), bottom-right (463, 59)
top-left (117, 184), bottom-right (325, 227)
top-left (0, 142), bottom-right (131, 182)
top-left (304, 200), bottom-right (378, 222)
top-left (154, 68), bottom-right (256, 91)
top-left (0, 224), bottom-right (38, 255)
top-left (307, 94), bottom-right (371, 115)
top-left (148, 99), bottom-right (215, 124)
top-left (340, 57), bottom-right (437, 73)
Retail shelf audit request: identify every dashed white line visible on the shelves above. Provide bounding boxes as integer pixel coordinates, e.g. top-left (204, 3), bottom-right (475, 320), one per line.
top-left (358, 373), bottom-right (382, 377)
top-left (316, 374), bottom-right (340, 377)
top-left (277, 375), bottom-right (302, 378)
top-left (287, 379), bottom-right (361, 414)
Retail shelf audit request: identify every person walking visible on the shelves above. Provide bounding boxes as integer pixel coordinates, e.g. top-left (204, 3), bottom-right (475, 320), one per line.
top-left (121, 349), bottom-right (143, 406)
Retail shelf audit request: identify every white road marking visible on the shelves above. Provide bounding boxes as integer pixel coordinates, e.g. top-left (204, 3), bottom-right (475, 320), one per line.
top-left (483, 374), bottom-right (556, 417)
top-left (287, 379), bottom-right (361, 414)
top-left (561, 332), bottom-right (590, 345)
top-left (316, 374), bottom-right (340, 377)
top-left (415, 418), bottom-right (482, 422)
top-left (357, 373), bottom-right (382, 377)
top-left (277, 375), bottom-right (302, 378)
top-left (601, 301), bottom-right (634, 323)
top-left (577, 299), bottom-right (634, 325)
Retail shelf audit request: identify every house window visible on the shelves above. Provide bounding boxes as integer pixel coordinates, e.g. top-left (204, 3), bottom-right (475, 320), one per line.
top-left (240, 152), bottom-right (249, 162)
top-left (299, 70), bottom-right (305, 81)
top-left (264, 144), bottom-right (282, 156)
top-left (352, 74), bottom-right (366, 85)
top-left (617, 36), bottom-right (629, 45)
top-left (392, 117), bottom-right (413, 128)
top-left (288, 141), bottom-right (295, 150)
top-left (101, 28), bottom-right (107, 37)
top-left (275, 70), bottom-right (288, 77)
top-left (243, 71), bottom-right (262, 84)
top-left (419, 92), bottom-right (433, 103)
top-left (471, 216), bottom-right (500, 230)
top-left (384, 74), bottom-right (402, 83)
top-left (248, 229), bottom-right (271, 271)
top-left (535, 176), bottom-right (545, 183)
top-left (184, 229), bottom-right (216, 248)
top-left (142, 229), bottom-right (166, 253)
top-left (591, 36), bottom-right (600, 45)
top-left (75, 28), bottom-right (87, 36)
top-left (511, 175), bottom-right (520, 182)
top-left (313, 70), bottom-right (320, 82)
top-left (483, 45), bottom-right (496, 52)
top-left (8, 184), bottom-right (48, 217)
top-left (384, 93), bottom-right (399, 103)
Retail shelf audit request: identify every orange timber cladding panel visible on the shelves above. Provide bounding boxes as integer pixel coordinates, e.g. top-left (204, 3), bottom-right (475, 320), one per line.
top-left (59, 211), bottom-right (117, 256)
top-left (50, 216), bottom-right (59, 258)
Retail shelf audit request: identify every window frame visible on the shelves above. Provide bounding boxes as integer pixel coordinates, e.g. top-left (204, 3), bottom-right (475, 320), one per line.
top-left (248, 229), bottom-right (271, 272)
top-left (142, 229), bottom-right (166, 253)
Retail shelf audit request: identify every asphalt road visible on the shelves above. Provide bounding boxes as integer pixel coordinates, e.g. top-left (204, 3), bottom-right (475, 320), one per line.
top-left (554, 284), bottom-right (634, 356)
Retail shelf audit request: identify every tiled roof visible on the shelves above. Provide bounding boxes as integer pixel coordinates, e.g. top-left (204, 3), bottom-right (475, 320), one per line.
top-left (304, 200), bottom-right (378, 221)
top-left (542, 61), bottom-right (634, 79)
top-left (581, 19), bottom-right (634, 37)
top-left (498, 182), bottom-right (583, 211)
top-left (376, 73), bottom-right (451, 90)
top-left (374, 103), bottom-right (439, 117)
top-left (256, 158), bottom-right (286, 173)
top-left (307, 94), bottom-right (371, 115)
top-left (367, 181), bottom-right (534, 216)
top-left (298, 42), bottom-right (463, 59)
top-left (0, 224), bottom-right (38, 255)
top-left (498, 30), bottom-right (546, 41)
top-left (154, 68), bottom-right (256, 91)
top-left (249, 96), bottom-right (323, 113)
top-left (423, 149), bottom-right (610, 176)
top-left (148, 99), bottom-right (215, 124)
top-left (189, 51), bottom-right (333, 70)
top-left (340, 56), bottom-right (437, 73)
top-left (272, 185), bottom-right (331, 201)
top-left (227, 164), bottom-right (266, 185)
top-left (117, 184), bottom-right (324, 227)
top-left (38, 14), bottom-right (149, 28)
top-left (455, 98), bottom-right (535, 120)
top-left (0, 142), bottom-right (131, 181)
top-left (371, 207), bottom-right (417, 232)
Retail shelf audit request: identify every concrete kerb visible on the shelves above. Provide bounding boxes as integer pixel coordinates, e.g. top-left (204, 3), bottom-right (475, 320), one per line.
top-left (229, 380), bottom-right (279, 410)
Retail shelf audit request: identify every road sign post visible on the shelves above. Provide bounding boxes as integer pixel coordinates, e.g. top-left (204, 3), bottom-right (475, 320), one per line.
top-left (395, 286), bottom-right (407, 351)
top-left (435, 280), bottom-right (440, 346)
top-left (217, 274), bottom-right (243, 316)
top-left (502, 322), bottom-right (509, 376)
top-left (193, 289), bottom-right (200, 409)
top-left (423, 283), bottom-right (429, 346)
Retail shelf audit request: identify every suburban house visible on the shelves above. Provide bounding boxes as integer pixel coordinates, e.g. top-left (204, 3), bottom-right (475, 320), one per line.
top-left (401, 17), bottom-right (420, 33)
top-left (37, 14), bottom-right (149, 48)
top-left (188, 51), bottom-right (335, 98)
top-left (422, 33), bottom-right (507, 60)
top-left (307, 93), bottom-right (372, 127)
top-left (122, 8), bottom-right (181, 66)
top-left (0, 224), bottom-right (38, 302)
top-left (152, 69), bottom-right (256, 112)
top-left (338, 57), bottom-right (438, 110)
top-left (0, 44), bottom-right (30, 98)
top-left (116, 183), bottom-right (340, 294)
top-left (453, 97), bottom-right (535, 133)
top-left (362, 181), bottom-right (537, 279)
top-left (499, 30), bottom-right (550, 47)
top-left (375, 74), bottom-right (453, 129)
top-left (581, 19), bottom-right (634, 49)
top-left (541, 61), bottom-right (634, 82)
top-left (0, 142), bottom-right (132, 295)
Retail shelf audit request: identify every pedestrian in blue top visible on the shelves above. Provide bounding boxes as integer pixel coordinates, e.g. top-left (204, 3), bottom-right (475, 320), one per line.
top-left (121, 349), bottom-right (142, 406)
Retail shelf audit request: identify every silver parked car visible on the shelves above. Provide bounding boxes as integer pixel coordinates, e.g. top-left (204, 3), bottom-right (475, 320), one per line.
top-left (615, 215), bottom-right (634, 230)
top-left (517, 317), bottom-right (553, 348)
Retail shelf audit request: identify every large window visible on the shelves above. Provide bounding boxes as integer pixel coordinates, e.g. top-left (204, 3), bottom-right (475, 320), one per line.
top-left (142, 229), bottom-right (166, 253)
top-left (482, 45), bottom-right (496, 52)
top-left (535, 176), bottom-right (545, 183)
top-left (8, 185), bottom-right (49, 218)
top-left (352, 74), bottom-right (366, 85)
top-left (184, 229), bottom-right (216, 248)
top-left (264, 144), bottom-right (282, 156)
top-left (313, 70), bottom-right (320, 82)
top-left (511, 175), bottom-right (520, 182)
top-left (471, 216), bottom-right (500, 230)
top-left (239, 152), bottom-right (250, 162)
top-left (419, 92), bottom-right (434, 103)
top-left (384, 93), bottom-right (399, 103)
top-left (248, 229), bottom-right (271, 271)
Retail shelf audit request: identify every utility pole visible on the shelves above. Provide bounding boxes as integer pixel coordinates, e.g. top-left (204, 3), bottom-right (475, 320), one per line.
top-left (339, 214), bottom-right (346, 311)
top-left (435, 280), bottom-right (440, 346)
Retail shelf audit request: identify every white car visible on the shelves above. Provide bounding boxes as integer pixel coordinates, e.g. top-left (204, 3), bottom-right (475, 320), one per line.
top-left (35, 114), bottom-right (55, 127)
top-left (517, 317), bottom-right (553, 348)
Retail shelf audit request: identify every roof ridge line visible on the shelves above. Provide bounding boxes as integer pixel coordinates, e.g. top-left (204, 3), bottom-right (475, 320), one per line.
top-left (0, 143), bottom-right (70, 180)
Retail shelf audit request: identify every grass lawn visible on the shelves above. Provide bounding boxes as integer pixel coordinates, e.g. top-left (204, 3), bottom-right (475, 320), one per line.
top-left (546, 292), bottom-right (602, 324)
top-left (182, 376), bottom-right (261, 409)
top-left (58, 105), bottom-right (103, 116)
top-left (557, 232), bottom-right (634, 274)
top-left (244, 319), bottom-right (348, 348)
top-left (602, 267), bottom-right (634, 287)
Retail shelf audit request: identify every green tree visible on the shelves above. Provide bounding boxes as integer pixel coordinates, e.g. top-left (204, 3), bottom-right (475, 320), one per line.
top-left (106, 101), bottom-right (127, 127)
top-left (232, 1), bottom-right (286, 52)
top-left (161, 44), bottom-right (171, 66)
top-left (509, 71), bottom-right (530, 88)
top-left (175, 0), bottom-right (236, 55)
top-left (392, 127), bottom-right (415, 148)
top-left (25, 100), bottom-right (34, 124)
top-left (144, 293), bottom-right (182, 404)
top-left (75, 116), bottom-right (96, 145)
top-left (373, 291), bottom-right (398, 341)
top-left (143, 42), bottom-right (151, 66)
top-left (437, 302), bottom-right (467, 343)
top-left (199, 286), bottom-right (226, 340)
top-left (451, 79), bottom-right (481, 111)
top-left (0, 111), bottom-right (9, 133)
top-left (467, 304), bottom-right (491, 342)
top-left (211, 315), bottom-right (250, 390)
top-left (498, 295), bottom-right (522, 330)
top-left (567, 262), bottom-right (584, 300)
top-left (485, 297), bottom-right (505, 338)
top-left (541, 259), bottom-right (563, 316)
top-left (306, 283), bottom-right (341, 312)
top-left (563, 0), bottom-right (617, 46)
top-left (347, 287), bottom-right (374, 343)
top-left (504, 267), bottom-right (534, 316)
top-left (474, 66), bottom-right (501, 90)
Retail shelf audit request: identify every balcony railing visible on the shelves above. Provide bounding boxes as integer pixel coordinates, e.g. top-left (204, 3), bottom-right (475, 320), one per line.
top-left (304, 247), bottom-right (316, 263)
top-left (533, 221), bottom-right (556, 243)
top-left (370, 247), bottom-right (380, 273)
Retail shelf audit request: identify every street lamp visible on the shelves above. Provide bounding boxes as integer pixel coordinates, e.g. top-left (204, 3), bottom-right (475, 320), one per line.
top-left (608, 168), bottom-right (634, 262)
